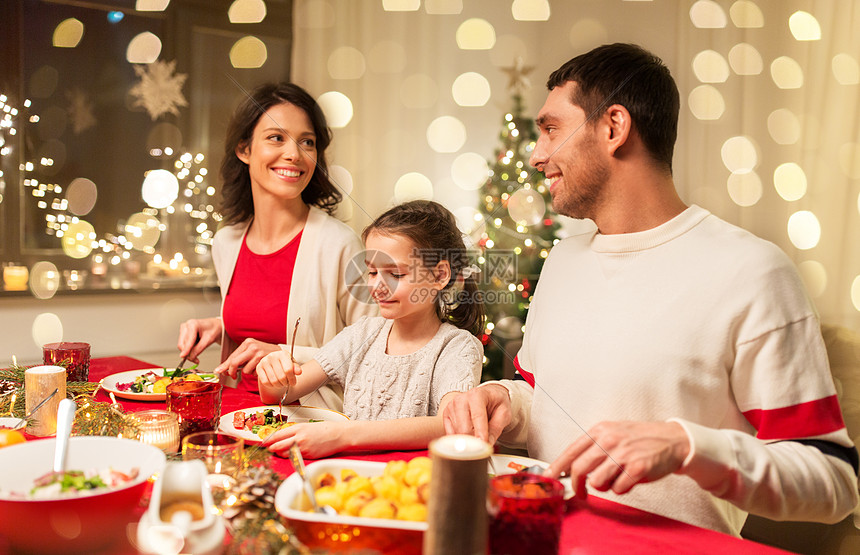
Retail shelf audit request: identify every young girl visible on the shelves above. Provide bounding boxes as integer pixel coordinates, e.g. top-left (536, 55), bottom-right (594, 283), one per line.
top-left (256, 200), bottom-right (485, 458)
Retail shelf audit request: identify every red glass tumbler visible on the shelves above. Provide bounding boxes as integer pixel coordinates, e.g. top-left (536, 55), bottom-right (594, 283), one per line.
top-left (487, 473), bottom-right (565, 555)
top-left (165, 381), bottom-right (222, 441)
top-left (42, 342), bottom-right (91, 382)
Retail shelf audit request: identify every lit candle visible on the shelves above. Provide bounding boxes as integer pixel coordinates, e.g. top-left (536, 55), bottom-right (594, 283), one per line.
top-left (3, 265), bottom-right (29, 291)
top-left (131, 410), bottom-right (180, 453)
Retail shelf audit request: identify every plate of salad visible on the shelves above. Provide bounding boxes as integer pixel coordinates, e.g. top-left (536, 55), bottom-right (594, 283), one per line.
top-left (99, 367), bottom-right (218, 401)
top-left (219, 405), bottom-right (349, 443)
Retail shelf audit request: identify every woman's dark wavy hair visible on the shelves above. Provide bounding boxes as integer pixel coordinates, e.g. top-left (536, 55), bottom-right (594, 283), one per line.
top-left (547, 43), bottom-right (680, 174)
top-left (218, 82), bottom-right (342, 225)
top-left (362, 200), bottom-right (485, 337)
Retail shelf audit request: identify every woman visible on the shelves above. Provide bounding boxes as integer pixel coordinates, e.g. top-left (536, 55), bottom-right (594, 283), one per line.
top-left (177, 82), bottom-right (376, 408)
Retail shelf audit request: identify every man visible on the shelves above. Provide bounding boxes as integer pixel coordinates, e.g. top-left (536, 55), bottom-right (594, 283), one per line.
top-left (443, 43), bottom-right (858, 535)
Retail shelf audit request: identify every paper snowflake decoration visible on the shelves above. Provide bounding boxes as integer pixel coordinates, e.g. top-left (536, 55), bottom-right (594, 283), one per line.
top-left (129, 60), bottom-right (188, 120)
top-left (66, 88), bottom-right (97, 134)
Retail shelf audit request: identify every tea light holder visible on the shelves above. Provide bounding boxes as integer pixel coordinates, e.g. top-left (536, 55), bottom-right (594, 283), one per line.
top-left (24, 365), bottom-right (67, 437)
top-left (423, 434), bottom-right (493, 555)
top-left (131, 410), bottom-right (180, 454)
top-left (42, 342), bottom-right (91, 382)
top-left (3, 265), bottom-right (29, 291)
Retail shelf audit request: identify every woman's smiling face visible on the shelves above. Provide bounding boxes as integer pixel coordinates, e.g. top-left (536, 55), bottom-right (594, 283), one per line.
top-left (236, 101), bottom-right (318, 204)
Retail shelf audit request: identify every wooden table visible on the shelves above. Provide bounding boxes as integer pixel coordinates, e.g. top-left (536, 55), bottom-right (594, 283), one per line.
top-left (1, 356), bottom-right (790, 554)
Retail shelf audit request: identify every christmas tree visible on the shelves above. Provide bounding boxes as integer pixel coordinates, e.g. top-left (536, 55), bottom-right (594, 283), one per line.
top-left (476, 59), bottom-right (561, 382)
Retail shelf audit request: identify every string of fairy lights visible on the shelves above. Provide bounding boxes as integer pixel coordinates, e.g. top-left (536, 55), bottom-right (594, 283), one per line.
top-left (1, 91), bottom-right (219, 289)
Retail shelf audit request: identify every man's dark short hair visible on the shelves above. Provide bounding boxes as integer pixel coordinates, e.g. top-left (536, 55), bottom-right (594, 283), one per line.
top-left (547, 43), bottom-right (680, 173)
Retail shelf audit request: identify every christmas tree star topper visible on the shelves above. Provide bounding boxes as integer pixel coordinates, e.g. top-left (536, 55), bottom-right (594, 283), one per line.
top-left (501, 57), bottom-right (536, 95)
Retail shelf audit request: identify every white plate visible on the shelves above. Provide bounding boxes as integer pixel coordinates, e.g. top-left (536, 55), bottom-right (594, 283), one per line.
top-left (490, 453), bottom-right (574, 499)
top-left (0, 417), bottom-right (22, 429)
top-left (99, 368), bottom-right (218, 401)
top-left (219, 405), bottom-right (349, 443)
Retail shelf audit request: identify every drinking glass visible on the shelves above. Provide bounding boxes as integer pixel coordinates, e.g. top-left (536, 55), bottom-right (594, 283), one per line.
top-left (182, 431), bottom-right (244, 508)
top-left (487, 473), bottom-right (565, 555)
top-left (42, 342), bottom-right (91, 382)
top-left (165, 381), bottom-right (222, 442)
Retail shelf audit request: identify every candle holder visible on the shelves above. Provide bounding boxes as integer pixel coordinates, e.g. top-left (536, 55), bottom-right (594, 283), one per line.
top-left (487, 473), bottom-right (565, 555)
top-left (166, 381), bottom-right (222, 442)
top-left (3, 265), bottom-right (29, 291)
top-left (182, 431), bottom-right (244, 509)
top-left (130, 409), bottom-right (180, 454)
top-left (42, 342), bottom-right (91, 382)
top-left (24, 365), bottom-right (67, 437)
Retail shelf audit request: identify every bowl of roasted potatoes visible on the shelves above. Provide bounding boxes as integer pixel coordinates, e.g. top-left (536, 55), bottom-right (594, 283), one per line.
top-left (274, 457), bottom-right (431, 554)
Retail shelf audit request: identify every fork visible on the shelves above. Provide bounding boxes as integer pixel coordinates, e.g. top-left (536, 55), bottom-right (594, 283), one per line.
top-left (278, 318), bottom-right (301, 424)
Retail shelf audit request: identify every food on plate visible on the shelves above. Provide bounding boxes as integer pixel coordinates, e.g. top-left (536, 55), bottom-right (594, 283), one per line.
top-left (491, 472), bottom-right (560, 499)
top-left (232, 408), bottom-right (323, 440)
top-left (115, 367), bottom-right (214, 394)
top-left (19, 467), bottom-right (140, 499)
top-left (308, 457), bottom-right (432, 522)
top-left (0, 429), bottom-right (26, 449)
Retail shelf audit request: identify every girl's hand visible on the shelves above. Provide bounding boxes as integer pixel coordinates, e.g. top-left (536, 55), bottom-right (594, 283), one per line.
top-left (263, 422), bottom-right (349, 459)
top-left (256, 351), bottom-right (303, 389)
top-left (215, 338), bottom-right (280, 379)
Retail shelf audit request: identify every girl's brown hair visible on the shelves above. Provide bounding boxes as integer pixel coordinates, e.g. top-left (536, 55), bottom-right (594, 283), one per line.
top-left (363, 200), bottom-right (485, 336)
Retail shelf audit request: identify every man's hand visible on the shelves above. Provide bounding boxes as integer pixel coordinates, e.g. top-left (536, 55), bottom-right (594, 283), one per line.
top-left (214, 338), bottom-right (281, 379)
top-left (442, 384), bottom-right (512, 445)
top-left (545, 421), bottom-right (691, 497)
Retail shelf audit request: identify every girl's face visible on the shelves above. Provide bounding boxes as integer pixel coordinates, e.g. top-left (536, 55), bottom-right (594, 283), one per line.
top-left (364, 231), bottom-right (450, 323)
top-left (236, 102), bottom-right (318, 206)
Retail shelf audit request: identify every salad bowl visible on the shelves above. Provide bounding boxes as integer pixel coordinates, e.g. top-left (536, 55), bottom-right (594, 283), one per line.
top-left (0, 436), bottom-right (166, 553)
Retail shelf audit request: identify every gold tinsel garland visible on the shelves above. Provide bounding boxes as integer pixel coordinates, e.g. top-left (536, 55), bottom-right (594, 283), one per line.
top-left (1, 364), bottom-right (312, 554)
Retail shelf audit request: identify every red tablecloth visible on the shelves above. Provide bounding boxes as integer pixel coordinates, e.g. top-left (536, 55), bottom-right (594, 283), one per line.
top-left (3, 357), bottom-right (791, 554)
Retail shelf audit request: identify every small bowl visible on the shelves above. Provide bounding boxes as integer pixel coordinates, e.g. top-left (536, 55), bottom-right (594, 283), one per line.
top-left (0, 436), bottom-right (166, 554)
top-left (274, 458), bottom-right (427, 554)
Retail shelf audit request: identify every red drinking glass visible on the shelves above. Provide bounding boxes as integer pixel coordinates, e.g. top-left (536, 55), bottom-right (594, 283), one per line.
top-left (42, 342), bottom-right (91, 382)
top-left (165, 381), bottom-right (222, 441)
top-left (487, 473), bottom-right (565, 555)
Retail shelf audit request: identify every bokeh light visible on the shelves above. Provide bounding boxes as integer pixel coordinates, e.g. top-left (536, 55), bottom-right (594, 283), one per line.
top-left (773, 163), bottom-right (807, 201)
top-left (451, 152), bottom-right (489, 190)
top-left (141, 169), bottom-right (179, 209)
top-left (721, 136), bottom-right (758, 173)
top-left (727, 171), bottom-right (762, 207)
top-left (453, 206), bottom-right (486, 243)
top-left (146, 122), bottom-right (183, 155)
top-left (452, 72), bottom-right (491, 106)
top-left (394, 172), bottom-right (434, 202)
top-left (692, 50), bottom-right (730, 82)
top-left (124, 212), bottom-right (161, 250)
top-left (29, 262), bottom-right (61, 301)
top-left (789, 11), bottom-right (821, 41)
top-left (328, 47), bottom-right (366, 80)
top-left (728, 43), bottom-right (763, 75)
top-left (427, 116), bottom-right (467, 153)
top-left (317, 91), bottom-right (353, 128)
top-left (425, 0), bottom-right (462, 15)
top-left (456, 18), bottom-right (496, 50)
top-left (767, 109), bottom-right (801, 145)
top-left (832, 53), bottom-right (860, 85)
top-left (229, 36), bottom-right (267, 68)
top-left (368, 41), bottom-right (407, 73)
top-left (688, 85), bottom-right (725, 120)
top-left (53, 18), bottom-right (84, 48)
top-left (798, 260), bottom-right (827, 298)
top-left (787, 210), bottom-right (821, 250)
top-left (328, 165), bottom-right (354, 195)
top-left (400, 74), bottom-right (438, 109)
top-left (729, 1), bottom-right (764, 28)
top-left (126, 32), bottom-right (162, 64)
top-left (66, 177), bottom-right (98, 216)
top-left (770, 56), bottom-right (804, 89)
top-left (61, 219), bottom-right (96, 259)
top-left (136, 0), bottom-right (171, 10)
top-left (511, 0), bottom-right (550, 21)
top-left (32, 312), bottom-right (63, 347)
top-left (507, 189), bottom-right (546, 225)
top-left (228, 0), bottom-right (267, 23)
top-left (383, 0), bottom-right (419, 10)
top-left (690, 0), bottom-right (727, 28)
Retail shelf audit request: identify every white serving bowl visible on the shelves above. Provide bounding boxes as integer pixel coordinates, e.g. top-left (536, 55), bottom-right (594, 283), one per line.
top-left (275, 458), bottom-right (427, 555)
top-left (0, 436), bottom-right (166, 554)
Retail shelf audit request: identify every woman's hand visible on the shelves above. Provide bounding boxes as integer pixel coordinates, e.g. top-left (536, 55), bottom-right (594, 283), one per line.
top-left (263, 422), bottom-right (349, 459)
top-left (215, 338), bottom-right (280, 379)
top-left (177, 318), bottom-right (222, 363)
top-left (257, 351), bottom-right (302, 390)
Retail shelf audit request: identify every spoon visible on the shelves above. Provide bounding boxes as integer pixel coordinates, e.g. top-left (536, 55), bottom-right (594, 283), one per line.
top-left (12, 387), bottom-right (59, 431)
top-left (288, 443), bottom-right (337, 515)
top-left (53, 398), bottom-right (77, 475)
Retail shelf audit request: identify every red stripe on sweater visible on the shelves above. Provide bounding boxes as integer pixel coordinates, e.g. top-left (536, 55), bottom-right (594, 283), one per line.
top-left (743, 395), bottom-right (846, 440)
top-left (513, 356), bottom-right (535, 388)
